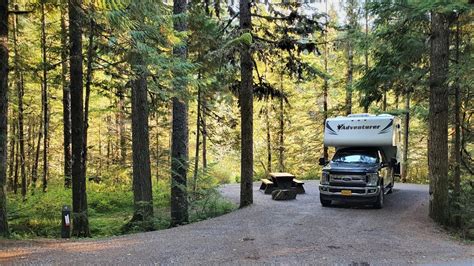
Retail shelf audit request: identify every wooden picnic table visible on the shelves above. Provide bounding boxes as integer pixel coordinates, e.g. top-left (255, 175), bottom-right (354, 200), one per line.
top-left (269, 172), bottom-right (295, 189)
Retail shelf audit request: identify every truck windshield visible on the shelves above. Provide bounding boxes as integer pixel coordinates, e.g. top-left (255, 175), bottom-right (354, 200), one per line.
top-left (332, 149), bottom-right (379, 164)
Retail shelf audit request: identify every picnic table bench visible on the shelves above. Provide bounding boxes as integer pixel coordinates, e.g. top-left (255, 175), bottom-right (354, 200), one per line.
top-left (259, 178), bottom-right (274, 194)
top-left (292, 178), bottom-right (305, 194)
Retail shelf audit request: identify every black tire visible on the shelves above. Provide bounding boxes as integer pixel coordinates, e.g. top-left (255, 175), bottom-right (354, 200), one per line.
top-left (320, 196), bottom-right (332, 207)
top-left (373, 185), bottom-right (384, 209)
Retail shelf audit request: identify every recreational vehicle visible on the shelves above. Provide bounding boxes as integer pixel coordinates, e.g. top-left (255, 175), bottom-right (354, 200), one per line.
top-left (319, 114), bottom-right (401, 208)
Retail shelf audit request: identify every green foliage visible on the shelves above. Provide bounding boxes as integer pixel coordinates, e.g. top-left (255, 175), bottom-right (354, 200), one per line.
top-left (7, 186), bottom-right (71, 238)
top-left (207, 164), bottom-right (235, 185)
top-left (449, 179), bottom-right (474, 240)
top-left (7, 171), bottom-right (235, 238)
top-left (188, 168), bottom-right (236, 223)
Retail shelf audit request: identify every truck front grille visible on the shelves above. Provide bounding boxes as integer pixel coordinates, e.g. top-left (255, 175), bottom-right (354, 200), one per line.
top-left (329, 174), bottom-right (366, 187)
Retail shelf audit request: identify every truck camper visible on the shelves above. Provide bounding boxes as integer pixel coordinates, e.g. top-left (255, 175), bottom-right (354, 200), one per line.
top-left (319, 114), bottom-right (401, 208)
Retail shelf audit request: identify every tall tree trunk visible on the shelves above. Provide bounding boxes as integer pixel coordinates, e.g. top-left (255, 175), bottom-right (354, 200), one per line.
top-left (98, 122), bottom-right (102, 176)
top-left (364, 0), bottom-right (369, 71)
top-left (382, 88), bottom-right (387, 112)
top-left (362, 0), bottom-right (370, 113)
top-left (69, 0), bottom-right (90, 237)
top-left (453, 15), bottom-right (461, 198)
top-left (155, 115), bottom-right (160, 180)
top-left (323, 0), bottom-right (329, 160)
top-left (201, 0), bottom-right (209, 172)
top-left (401, 90), bottom-right (410, 182)
top-left (451, 14), bottom-right (462, 228)
top-left (83, 17), bottom-right (94, 179)
top-left (265, 101), bottom-right (271, 173)
top-left (7, 116), bottom-right (15, 190)
top-left (31, 113), bottom-right (42, 191)
top-left (25, 116), bottom-right (32, 183)
top-left (345, 0), bottom-right (357, 116)
top-left (0, 0), bottom-right (10, 237)
top-left (41, 2), bottom-right (49, 192)
top-left (428, 11), bottom-right (449, 226)
top-left (202, 96), bottom-right (207, 170)
top-left (278, 74), bottom-right (284, 172)
top-left (106, 115), bottom-right (111, 167)
top-left (117, 87), bottom-right (127, 164)
top-left (13, 136), bottom-right (18, 194)
top-left (13, 4), bottom-right (26, 198)
top-left (192, 86), bottom-right (201, 192)
top-left (61, 0), bottom-right (72, 188)
top-left (171, 0), bottom-right (189, 226)
top-left (130, 54), bottom-right (153, 223)
top-left (345, 43), bottom-right (353, 116)
top-left (239, 0), bottom-right (253, 208)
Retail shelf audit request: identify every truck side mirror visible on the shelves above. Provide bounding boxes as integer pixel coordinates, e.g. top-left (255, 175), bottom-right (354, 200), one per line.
top-left (319, 157), bottom-right (327, 166)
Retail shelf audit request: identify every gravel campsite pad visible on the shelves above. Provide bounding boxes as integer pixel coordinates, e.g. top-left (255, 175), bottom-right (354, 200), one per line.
top-left (1, 181), bottom-right (473, 265)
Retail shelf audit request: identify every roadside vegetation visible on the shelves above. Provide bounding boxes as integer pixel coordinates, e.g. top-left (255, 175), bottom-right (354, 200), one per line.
top-left (7, 167), bottom-right (235, 238)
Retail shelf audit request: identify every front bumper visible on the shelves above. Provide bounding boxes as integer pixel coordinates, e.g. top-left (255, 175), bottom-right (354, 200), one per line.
top-left (319, 185), bottom-right (380, 203)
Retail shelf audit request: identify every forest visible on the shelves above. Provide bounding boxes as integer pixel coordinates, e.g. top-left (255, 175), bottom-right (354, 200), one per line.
top-left (0, 0), bottom-right (472, 239)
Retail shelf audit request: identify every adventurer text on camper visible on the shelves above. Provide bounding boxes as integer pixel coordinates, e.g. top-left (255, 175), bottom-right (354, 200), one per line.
top-left (337, 124), bottom-right (381, 131)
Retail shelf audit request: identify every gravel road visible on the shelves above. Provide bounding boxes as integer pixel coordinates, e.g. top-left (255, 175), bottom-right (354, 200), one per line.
top-left (1, 181), bottom-right (473, 265)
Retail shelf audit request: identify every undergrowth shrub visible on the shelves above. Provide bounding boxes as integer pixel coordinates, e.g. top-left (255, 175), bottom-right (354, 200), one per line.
top-left (449, 180), bottom-right (474, 240)
top-left (7, 166), bottom-right (236, 238)
top-left (188, 167), bottom-right (236, 223)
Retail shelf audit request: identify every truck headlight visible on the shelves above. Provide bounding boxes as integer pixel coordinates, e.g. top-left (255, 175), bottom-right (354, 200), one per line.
top-left (321, 172), bottom-right (330, 185)
top-left (367, 173), bottom-right (378, 186)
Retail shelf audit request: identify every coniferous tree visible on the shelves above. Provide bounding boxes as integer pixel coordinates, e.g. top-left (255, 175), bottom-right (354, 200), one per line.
top-left (428, 10), bottom-right (450, 225)
top-left (130, 53), bottom-right (153, 224)
top-left (239, 0), bottom-right (253, 208)
top-left (40, 0), bottom-right (49, 193)
top-left (12, 4), bottom-right (25, 199)
top-left (61, 0), bottom-right (72, 188)
top-left (171, 0), bottom-right (189, 226)
top-left (82, 13), bottom-right (95, 179)
top-left (69, 0), bottom-right (90, 237)
top-left (452, 13), bottom-right (461, 199)
top-left (322, 0), bottom-right (329, 161)
top-left (344, 0), bottom-right (359, 115)
top-left (0, 0), bottom-right (9, 237)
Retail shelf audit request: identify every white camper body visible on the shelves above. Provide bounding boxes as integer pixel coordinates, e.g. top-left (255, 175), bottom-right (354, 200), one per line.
top-left (324, 114), bottom-right (401, 162)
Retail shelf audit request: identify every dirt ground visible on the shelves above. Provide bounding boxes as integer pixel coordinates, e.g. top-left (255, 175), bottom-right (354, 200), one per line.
top-left (0, 181), bottom-right (473, 265)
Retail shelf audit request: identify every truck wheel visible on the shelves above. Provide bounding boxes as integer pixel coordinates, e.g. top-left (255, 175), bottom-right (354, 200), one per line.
top-left (374, 185), bottom-right (384, 209)
top-left (320, 196), bottom-right (332, 207)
